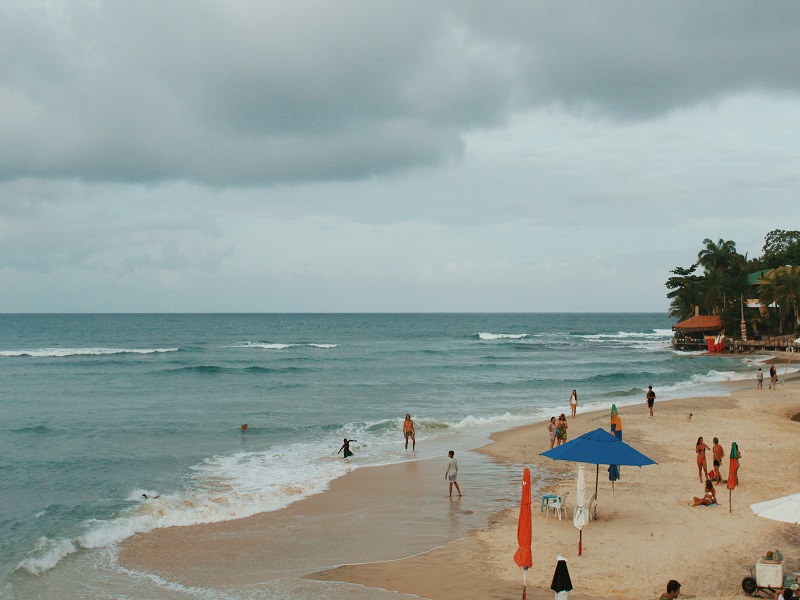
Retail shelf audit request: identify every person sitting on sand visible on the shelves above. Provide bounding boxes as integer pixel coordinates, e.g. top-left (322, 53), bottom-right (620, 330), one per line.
top-left (556, 414), bottom-right (568, 446)
top-left (403, 414), bottom-right (416, 450)
top-left (775, 587), bottom-right (795, 600)
top-left (695, 437), bottom-right (710, 483)
top-left (337, 438), bottom-right (356, 458)
top-left (547, 416), bottom-right (557, 449)
top-left (692, 479), bottom-right (716, 506)
top-left (659, 579), bottom-right (681, 599)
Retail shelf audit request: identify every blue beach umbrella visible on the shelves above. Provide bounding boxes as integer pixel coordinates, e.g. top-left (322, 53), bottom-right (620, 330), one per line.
top-left (541, 428), bottom-right (657, 515)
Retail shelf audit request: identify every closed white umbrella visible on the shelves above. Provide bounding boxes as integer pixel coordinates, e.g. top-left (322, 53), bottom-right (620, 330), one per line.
top-left (573, 466), bottom-right (589, 555)
top-left (750, 493), bottom-right (800, 524)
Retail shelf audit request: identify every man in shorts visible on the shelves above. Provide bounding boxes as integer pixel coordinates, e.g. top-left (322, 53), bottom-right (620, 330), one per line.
top-left (646, 385), bottom-right (656, 418)
top-left (712, 437), bottom-right (725, 484)
top-left (403, 413), bottom-right (416, 450)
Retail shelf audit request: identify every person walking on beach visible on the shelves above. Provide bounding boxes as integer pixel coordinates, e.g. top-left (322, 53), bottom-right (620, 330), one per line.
top-left (569, 389), bottom-right (578, 418)
top-left (338, 438), bottom-right (356, 458)
top-left (712, 437), bottom-right (725, 484)
top-left (695, 437), bottom-right (710, 483)
top-left (556, 414), bottom-right (568, 446)
top-left (445, 450), bottom-right (461, 497)
top-left (769, 364), bottom-right (777, 389)
top-left (547, 416), bottom-right (557, 449)
top-left (403, 414), bottom-right (416, 450)
top-left (646, 385), bottom-right (656, 418)
top-left (659, 579), bottom-right (682, 599)
top-left (757, 368), bottom-right (764, 389)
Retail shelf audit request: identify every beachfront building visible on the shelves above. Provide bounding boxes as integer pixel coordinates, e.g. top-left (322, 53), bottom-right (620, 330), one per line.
top-left (671, 314), bottom-right (724, 352)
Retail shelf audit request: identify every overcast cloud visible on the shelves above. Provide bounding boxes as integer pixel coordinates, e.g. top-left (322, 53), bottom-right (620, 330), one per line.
top-left (1, 1), bottom-right (799, 312)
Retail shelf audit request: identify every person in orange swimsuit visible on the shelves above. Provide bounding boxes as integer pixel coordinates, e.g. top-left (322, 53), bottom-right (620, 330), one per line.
top-left (695, 437), bottom-right (710, 483)
top-left (403, 414), bottom-right (416, 450)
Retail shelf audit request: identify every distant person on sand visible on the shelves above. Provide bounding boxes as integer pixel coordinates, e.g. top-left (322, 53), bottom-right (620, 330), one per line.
top-left (556, 414), bottom-right (568, 445)
top-left (610, 405), bottom-right (622, 440)
top-left (712, 437), bottom-right (725, 484)
top-left (646, 385), bottom-right (656, 417)
top-left (692, 479), bottom-right (716, 506)
top-left (445, 450), bottom-right (462, 497)
top-left (695, 437), bottom-right (710, 483)
top-left (757, 368), bottom-right (764, 389)
top-left (403, 414), bottom-right (416, 450)
top-left (569, 389), bottom-right (578, 418)
top-left (769, 365), bottom-right (777, 389)
top-left (547, 416), bottom-right (557, 449)
top-left (338, 438), bottom-right (356, 458)
top-left (659, 579), bottom-right (682, 599)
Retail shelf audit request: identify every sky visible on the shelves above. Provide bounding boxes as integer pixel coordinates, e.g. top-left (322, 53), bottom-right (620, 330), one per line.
top-left (2, 1), bottom-right (799, 313)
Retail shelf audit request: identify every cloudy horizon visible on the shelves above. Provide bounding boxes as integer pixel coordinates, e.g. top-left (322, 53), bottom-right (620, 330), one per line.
top-left (2, 2), bottom-right (799, 312)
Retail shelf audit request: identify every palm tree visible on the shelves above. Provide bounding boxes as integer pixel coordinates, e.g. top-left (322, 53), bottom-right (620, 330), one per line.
top-left (696, 238), bottom-right (746, 315)
top-left (758, 266), bottom-right (800, 335)
top-left (666, 264), bottom-right (702, 320)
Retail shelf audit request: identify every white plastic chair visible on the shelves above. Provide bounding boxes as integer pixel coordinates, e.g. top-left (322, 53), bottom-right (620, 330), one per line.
top-left (550, 492), bottom-right (570, 521)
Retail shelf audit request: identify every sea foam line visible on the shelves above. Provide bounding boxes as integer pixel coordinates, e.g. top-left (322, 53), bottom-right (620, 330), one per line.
top-left (477, 332), bottom-right (528, 340)
top-left (0, 348), bottom-right (179, 357)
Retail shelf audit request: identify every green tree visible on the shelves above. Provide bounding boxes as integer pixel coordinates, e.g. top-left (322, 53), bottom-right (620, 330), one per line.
top-left (758, 266), bottom-right (800, 335)
top-left (762, 229), bottom-right (800, 269)
top-left (696, 238), bottom-right (747, 315)
top-left (666, 264), bottom-right (702, 320)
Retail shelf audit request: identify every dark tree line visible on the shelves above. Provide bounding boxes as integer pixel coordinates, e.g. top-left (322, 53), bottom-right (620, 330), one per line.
top-left (666, 230), bottom-right (800, 338)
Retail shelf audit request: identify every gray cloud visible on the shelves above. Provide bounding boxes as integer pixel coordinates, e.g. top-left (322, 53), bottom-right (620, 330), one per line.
top-left (3, 1), bottom-right (799, 188)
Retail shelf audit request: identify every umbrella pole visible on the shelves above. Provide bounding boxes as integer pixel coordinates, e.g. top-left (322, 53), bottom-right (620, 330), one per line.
top-left (595, 465), bottom-right (599, 516)
top-left (579, 530), bottom-right (582, 556)
top-left (522, 569), bottom-right (527, 599)
top-left (729, 489), bottom-right (732, 513)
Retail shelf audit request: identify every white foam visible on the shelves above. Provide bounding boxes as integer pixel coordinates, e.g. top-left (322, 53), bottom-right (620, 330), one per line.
top-left (17, 538), bottom-right (77, 575)
top-left (0, 348), bottom-right (178, 357)
top-left (477, 332), bottom-right (528, 340)
top-left (227, 342), bottom-right (338, 350)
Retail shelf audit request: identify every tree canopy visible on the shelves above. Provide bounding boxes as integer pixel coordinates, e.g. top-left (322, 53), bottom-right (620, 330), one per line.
top-left (665, 231), bottom-right (799, 338)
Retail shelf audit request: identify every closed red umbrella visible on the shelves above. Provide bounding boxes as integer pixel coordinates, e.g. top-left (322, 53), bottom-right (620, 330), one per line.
top-left (513, 468), bottom-right (533, 598)
top-left (727, 441), bottom-right (739, 513)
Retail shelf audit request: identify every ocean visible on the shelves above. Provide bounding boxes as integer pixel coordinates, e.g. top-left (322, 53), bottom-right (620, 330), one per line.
top-left (0, 313), bottom-right (760, 598)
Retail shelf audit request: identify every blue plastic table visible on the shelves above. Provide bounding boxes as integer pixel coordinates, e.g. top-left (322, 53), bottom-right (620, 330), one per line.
top-left (541, 494), bottom-right (557, 512)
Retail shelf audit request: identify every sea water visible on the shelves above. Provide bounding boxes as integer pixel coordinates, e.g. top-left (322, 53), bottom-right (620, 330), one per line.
top-left (0, 313), bottom-right (761, 598)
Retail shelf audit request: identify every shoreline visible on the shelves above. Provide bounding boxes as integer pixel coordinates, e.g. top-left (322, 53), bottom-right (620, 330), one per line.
top-left (116, 359), bottom-right (800, 599)
top-left (308, 370), bottom-right (800, 599)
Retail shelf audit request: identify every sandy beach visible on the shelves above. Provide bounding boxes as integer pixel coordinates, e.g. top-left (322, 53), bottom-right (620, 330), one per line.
top-left (119, 356), bottom-right (800, 599)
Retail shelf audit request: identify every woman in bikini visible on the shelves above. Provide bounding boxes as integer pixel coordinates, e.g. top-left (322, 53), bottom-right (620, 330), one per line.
top-left (692, 479), bottom-right (717, 506)
top-left (695, 436), bottom-right (710, 483)
top-left (557, 414), bottom-right (568, 446)
top-left (403, 414), bottom-right (416, 450)
top-left (547, 416), bottom-right (557, 449)
top-left (569, 389), bottom-right (578, 418)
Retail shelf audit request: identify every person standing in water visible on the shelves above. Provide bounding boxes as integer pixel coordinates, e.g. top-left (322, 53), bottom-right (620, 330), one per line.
top-left (338, 438), bottom-right (356, 458)
top-left (445, 450), bottom-right (462, 497)
top-left (569, 389), bottom-right (578, 418)
top-left (403, 414), bottom-right (416, 450)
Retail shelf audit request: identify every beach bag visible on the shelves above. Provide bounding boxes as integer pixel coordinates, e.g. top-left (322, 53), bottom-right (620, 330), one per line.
top-left (709, 469), bottom-right (717, 482)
